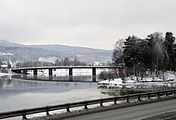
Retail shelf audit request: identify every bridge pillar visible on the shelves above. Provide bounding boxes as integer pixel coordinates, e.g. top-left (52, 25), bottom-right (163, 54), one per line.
top-left (23, 70), bottom-right (27, 74)
top-left (49, 69), bottom-right (53, 80)
top-left (69, 68), bottom-right (73, 76)
top-left (22, 70), bottom-right (27, 79)
top-left (92, 68), bottom-right (96, 82)
top-left (33, 69), bottom-right (37, 75)
top-left (49, 69), bottom-right (52, 76)
top-left (33, 69), bottom-right (38, 79)
top-left (69, 68), bottom-right (73, 81)
top-left (92, 68), bottom-right (96, 76)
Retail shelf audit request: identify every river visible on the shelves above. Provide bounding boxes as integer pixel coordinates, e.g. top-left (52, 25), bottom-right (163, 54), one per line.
top-left (1, 69), bottom-right (176, 120)
top-left (0, 74), bottom-right (108, 113)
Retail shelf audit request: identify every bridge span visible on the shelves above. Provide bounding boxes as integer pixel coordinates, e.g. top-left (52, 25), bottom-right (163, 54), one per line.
top-left (11, 66), bottom-right (119, 81)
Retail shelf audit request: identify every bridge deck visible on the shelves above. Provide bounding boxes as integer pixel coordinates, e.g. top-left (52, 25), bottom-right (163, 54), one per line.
top-left (11, 66), bottom-right (118, 70)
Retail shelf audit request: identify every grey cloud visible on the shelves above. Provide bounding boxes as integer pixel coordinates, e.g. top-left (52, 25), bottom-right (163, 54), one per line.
top-left (0, 0), bottom-right (176, 49)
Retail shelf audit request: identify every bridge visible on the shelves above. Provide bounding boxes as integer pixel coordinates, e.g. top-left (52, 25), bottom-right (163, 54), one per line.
top-left (11, 66), bottom-right (119, 82)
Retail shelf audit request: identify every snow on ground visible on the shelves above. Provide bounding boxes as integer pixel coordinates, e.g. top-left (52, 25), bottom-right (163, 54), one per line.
top-left (124, 71), bottom-right (176, 82)
top-left (164, 71), bottom-right (176, 80)
top-left (0, 52), bottom-right (13, 56)
top-left (98, 71), bottom-right (176, 90)
top-left (0, 72), bottom-right (12, 76)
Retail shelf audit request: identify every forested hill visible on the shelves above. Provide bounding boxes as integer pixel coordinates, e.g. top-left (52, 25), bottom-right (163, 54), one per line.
top-left (0, 40), bottom-right (112, 63)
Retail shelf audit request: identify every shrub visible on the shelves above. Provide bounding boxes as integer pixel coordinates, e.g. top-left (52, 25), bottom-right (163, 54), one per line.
top-left (98, 71), bottom-right (115, 80)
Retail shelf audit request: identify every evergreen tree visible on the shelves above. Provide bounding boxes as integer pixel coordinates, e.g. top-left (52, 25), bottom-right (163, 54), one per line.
top-left (112, 32), bottom-right (176, 78)
top-left (164, 32), bottom-right (175, 70)
top-left (123, 36), bottom-right (141, 68)
top-left (55, 58), bottom-right (61, 66)
top-left (63, 57), bottom-right (71, 66)
top-left (123, 36), bottom-right (151, 76)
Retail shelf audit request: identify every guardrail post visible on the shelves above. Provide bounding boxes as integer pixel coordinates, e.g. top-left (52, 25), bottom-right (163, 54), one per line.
top-left (157, 92), bottom-right (160, 99)
top-left (148, 94), bottom-right (151, 99)
top-left (165, 91), bottom-right (168, 96)
top-left (84, 101), bottom-right (88, 109)
top-left (22, 114), bottom-right (27, 120)
top-left (46, 107), bottom-right (50, 116)
top-left (46, 111), bottom-right (49, 116)
top-left (126, 97), bottom-right (129, 103)
top-left (22, 110), bottom-right (27, 120)
top-left (100, 99), bottom-right (103, 107)
top-left (66, 104), bottom-right (70, 112)
top-left (114, 98), bottom-right (117, 104)
top-left (138, 95), bottom-right (141, 101)
top-left (174, 90), bottom-right (176, 94)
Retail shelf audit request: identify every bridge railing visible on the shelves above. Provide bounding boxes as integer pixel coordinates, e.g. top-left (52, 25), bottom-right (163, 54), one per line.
top-left (11, 65), bottom-right (118, 70)
top-left (0, 89), bottom-right (176, 119)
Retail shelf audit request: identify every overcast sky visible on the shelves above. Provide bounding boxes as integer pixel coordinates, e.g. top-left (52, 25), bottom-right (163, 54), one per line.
top-left (0, 0), bottom-right (176, 50)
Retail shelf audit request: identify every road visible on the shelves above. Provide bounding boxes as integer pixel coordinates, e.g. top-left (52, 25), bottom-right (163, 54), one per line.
top-left (64, 99), bottom-right (176, 120)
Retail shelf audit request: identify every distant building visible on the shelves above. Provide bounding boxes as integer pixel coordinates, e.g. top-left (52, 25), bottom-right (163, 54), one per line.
top-left (1, 64), bottom-right (8, 68)
top-left (0, 64), bottom-right (8, 73)
top-left (0, 61), bottom-right (12, 73)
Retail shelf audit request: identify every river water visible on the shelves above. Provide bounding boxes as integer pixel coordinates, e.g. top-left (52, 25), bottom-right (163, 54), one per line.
top-left (0, 74), bottom-right (109, 113)
top-left (1, 69), bottom-right (176, 120)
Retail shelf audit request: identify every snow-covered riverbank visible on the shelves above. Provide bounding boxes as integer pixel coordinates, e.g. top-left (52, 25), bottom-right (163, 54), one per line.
top-left (98, 71), bottom-right (176, 92)
top-left (0, 72), bottom-right (12, 76)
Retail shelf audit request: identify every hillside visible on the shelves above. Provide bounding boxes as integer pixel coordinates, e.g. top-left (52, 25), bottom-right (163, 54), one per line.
top-left (0, 40), bottom-right (112, 63)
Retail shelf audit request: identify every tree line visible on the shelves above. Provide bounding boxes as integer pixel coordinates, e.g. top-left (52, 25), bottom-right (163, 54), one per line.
top-left (112, 32), bottom-right (176, 78)
top-left (15, 57), bottom-right (87, 68)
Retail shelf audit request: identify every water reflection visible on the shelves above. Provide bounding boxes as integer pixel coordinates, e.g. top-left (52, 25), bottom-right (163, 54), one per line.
top-left (0, 75), bottom-right (12, 89)
top-left (0, 75), bottom-right (108, 113)
top-left (0, 75), bottom-right (98, 97)
top-left (12, 74), bottom-right (99, 83)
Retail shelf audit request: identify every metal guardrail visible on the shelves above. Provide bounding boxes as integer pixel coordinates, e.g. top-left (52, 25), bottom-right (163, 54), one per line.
top-left (0, 89), bottom-right (176, 119)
